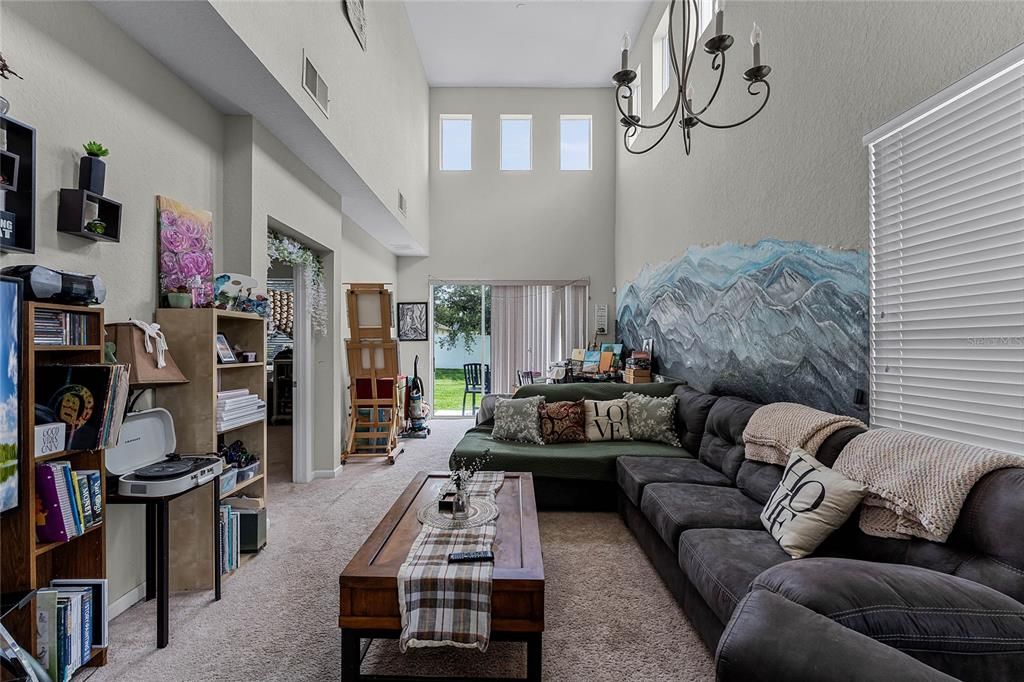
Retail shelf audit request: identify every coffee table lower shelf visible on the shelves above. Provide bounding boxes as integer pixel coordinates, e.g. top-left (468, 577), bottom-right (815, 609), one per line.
top-left (340, 628), bottom-right (541, 682)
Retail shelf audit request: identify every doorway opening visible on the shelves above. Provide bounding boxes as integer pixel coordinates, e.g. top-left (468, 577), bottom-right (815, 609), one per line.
top-left (432, 284), bottom-right (491, 418)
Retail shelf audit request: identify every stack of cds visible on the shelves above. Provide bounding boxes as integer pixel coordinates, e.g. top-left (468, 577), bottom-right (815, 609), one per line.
top-left (34, 310), bottom-right (92, 346)
top-left (216, 389), bottom-right (266, 432)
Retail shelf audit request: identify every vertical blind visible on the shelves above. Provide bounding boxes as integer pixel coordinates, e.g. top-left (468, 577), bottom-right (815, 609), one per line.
top-left (490, 283), bottom-right (589, 394)
top-left (864, 48), bottom-right (1024, 454)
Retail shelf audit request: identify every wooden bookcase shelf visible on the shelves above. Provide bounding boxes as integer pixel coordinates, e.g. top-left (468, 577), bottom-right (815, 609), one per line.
top-left (0, 303), bottom-right (108, 671)
top-left (0, 114), bottom-right (36, 253)
top-left (154, 308), bottom-right (267, 589)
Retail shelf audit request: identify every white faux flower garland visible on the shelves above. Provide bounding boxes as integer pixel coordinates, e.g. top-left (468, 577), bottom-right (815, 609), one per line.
top-left (267, 230), bottom-right (328, 336)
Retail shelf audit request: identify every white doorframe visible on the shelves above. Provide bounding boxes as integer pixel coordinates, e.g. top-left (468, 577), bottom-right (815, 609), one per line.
top-left (292, 263), bottom-right (314, 483)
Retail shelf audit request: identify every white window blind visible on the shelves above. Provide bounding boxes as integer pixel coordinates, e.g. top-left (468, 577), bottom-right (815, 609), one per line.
top-left (864, 47), bottom-right (1024, 454)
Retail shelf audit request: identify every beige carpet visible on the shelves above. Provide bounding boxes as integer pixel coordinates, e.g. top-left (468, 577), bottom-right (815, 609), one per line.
top-left (84, 419), bottom-right (714, 681)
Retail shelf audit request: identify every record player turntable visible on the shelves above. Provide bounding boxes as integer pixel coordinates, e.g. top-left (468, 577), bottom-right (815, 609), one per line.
top-left (106, 408), bottom-right (222, 497)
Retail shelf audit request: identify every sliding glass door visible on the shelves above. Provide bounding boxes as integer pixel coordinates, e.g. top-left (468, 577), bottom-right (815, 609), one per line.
top-left (432, 284), bottom-right (491, 417)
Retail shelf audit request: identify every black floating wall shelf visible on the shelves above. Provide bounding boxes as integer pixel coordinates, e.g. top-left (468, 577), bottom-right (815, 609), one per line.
top-left (0, 149), bottom-right (19, 192)
top-left (0, 114), bottom-right (37, 254)
top-left (58, 188), bottom-right (122, 242)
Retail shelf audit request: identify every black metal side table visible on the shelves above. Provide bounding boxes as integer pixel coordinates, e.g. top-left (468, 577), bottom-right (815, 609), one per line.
top-left (107, 476), bottom-right (222, 648)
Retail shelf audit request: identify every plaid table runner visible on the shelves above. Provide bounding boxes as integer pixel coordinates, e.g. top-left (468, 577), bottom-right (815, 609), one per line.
top-left (398, 472), bottom-right (505, 652)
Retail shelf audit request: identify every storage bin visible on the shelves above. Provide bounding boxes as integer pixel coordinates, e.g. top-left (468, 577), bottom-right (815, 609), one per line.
top-left (220, 466), bottom-right (238, 495)
top-left (236, 461), bottom-right (260, 482)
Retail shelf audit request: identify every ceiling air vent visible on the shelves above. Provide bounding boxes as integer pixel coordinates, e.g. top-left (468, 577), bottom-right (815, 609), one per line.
top-left (398, 191), bottom-right (408, 217)
top-left (303, 53), bottom-right (329, 116)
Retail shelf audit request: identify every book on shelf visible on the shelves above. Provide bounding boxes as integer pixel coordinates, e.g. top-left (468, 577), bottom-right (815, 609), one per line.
top-left (36, 462), bottom-right (104, 543)
top-left (50, 578), bottom-right (108, 648)
top-left (32, 309), bottom-right (93, 346)
top-left (219, 504), bottom-right (242, 574)
top-left (35, 585), bottom-right (94, 682)
top-left (35, 364), bottom-right (129, 451)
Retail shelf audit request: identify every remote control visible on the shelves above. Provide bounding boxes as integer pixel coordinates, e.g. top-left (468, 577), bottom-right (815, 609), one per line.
top-left (448, 550), bottom-right (495, 563)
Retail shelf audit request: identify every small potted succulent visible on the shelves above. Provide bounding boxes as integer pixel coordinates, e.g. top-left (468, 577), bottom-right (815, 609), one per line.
top-left (166, 285), bottom-right (193, 309)
top-left (79, 140), bottom-right (109, 195)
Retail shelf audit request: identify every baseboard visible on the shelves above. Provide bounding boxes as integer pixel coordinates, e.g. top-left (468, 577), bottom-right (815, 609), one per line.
top-left (313, 464), bottom-right (344, 479)
top-left (108, 583), bottom-right (147, 620)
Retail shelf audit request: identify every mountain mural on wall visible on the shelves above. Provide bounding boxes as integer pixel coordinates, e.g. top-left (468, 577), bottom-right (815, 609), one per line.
top-left (617, 239), bottom-right (869, 420)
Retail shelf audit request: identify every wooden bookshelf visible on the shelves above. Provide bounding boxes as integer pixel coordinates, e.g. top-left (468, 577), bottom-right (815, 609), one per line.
top-left (153, 308), bottom-right (267, 590)
top-left (0, 302), bottom-right (108, 670)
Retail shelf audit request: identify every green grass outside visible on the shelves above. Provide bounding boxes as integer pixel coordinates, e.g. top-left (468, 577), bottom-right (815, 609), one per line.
top-left (434, 368), bottom-right (471, 412)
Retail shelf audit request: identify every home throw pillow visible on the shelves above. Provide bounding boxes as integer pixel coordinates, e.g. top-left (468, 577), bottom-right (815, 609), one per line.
top-left (492, 395), bottom-right (545, 444)
top-left (761, 448), bottom-right (868, 559)
top-left (584, 399), bottom-right (631, 442)
top-left (625, 392), bottom-right (681, 447)
top-left (538, 400), bottom-right (586, 444)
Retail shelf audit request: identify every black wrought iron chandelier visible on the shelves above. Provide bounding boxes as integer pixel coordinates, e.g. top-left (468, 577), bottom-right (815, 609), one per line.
top-left (613, 0), bottom-right (772, 155)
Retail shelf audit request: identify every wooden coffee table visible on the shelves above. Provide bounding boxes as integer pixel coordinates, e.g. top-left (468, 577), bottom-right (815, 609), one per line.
top-left (339, 471), bottom-right (545, 681)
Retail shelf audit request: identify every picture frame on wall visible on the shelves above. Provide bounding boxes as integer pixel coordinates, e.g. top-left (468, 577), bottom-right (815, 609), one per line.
top-left (215, 333), bottom-right (237, 364)
top-left (0, 275), bottom-right (22, 514)
top-left (397, 302), bottom-right (428, 342)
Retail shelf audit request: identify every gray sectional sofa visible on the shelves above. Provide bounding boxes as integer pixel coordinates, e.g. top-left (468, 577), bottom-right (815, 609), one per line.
top-left (451, 381), bottom-right (1024, 680)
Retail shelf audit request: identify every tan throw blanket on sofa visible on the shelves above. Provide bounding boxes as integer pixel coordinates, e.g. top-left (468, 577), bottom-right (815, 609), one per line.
top-left (834, 429), bottom-right (1022, 542)
top-left (742, 402), bottom-right (866, 466)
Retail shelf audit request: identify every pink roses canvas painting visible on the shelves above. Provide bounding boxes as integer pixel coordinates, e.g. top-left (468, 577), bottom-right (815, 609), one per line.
top-left (158, 196), bottom-right (214, 306)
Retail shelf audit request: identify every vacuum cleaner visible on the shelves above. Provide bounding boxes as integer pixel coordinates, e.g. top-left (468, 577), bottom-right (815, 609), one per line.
top-left (401, 355), bottom-right (431, 439)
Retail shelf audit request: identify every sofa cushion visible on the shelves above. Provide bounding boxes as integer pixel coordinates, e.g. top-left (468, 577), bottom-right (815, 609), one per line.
top-left (625, 392), bottom-right (681, 446)
top-left (736, 460), bottom-right (783, 505)
top-left (699, 396), bottom-right (761, 482)
top-left (752, 558), bottom-right (1024, 680)
top-left (674, 386), bottom-right (719, 454)
top-left (514, 380), bottom-right (681, 403)
top-left (678, 528), bottom-right (791, 623)
top-left (538, 400), bottom-right (585, 444)
top-left (451, 426), bottom-right (688, 482)
top-left (641, 482), bottom-right (765, 549)
top-left (492, 395), bottom-right (545, 444)
top-left (617, 456), bottom-right (729, 507)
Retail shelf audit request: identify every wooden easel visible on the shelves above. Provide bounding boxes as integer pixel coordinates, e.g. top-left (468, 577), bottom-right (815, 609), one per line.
top-left (342, 284), bottom-right (404, 464)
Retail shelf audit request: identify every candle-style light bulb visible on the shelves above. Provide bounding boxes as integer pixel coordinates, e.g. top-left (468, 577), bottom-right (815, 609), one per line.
top-left (621, 32), bottom-right (631, 70)
top-left (750, 23), bottom-right (762, 67)
top-left (686, 84), bottom-right (695, 104)
top-left (621, 32), bottom-right (631, 51)
top-left (715, 0), bottom-right (725, 35)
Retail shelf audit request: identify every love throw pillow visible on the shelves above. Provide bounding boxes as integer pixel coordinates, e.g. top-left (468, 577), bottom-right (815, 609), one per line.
top-left (761, 448), bottom-right (867, 559)
top-left (584, 399), bottom-right (631, 442)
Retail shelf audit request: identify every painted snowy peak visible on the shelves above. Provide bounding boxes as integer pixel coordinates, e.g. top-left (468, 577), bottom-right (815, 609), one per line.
top-left (617, 239), bottom-right (869, 420)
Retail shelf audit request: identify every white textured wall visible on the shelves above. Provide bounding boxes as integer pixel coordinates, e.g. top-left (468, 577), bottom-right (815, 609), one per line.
top-left (398, 87), bottom-right (616, 397)
top-left (210, 0), bottom-right (430, 251)
top-left (1, 0), bottom-right (225, 606)
top-left (615, 0), bottom-right (1024, 290)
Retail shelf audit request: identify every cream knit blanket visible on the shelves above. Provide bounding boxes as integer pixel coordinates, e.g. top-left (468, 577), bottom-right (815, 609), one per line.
top-left (742, 402), bottom-right (866, 466)
top-left (834, 429), bottom-right (1022, 542)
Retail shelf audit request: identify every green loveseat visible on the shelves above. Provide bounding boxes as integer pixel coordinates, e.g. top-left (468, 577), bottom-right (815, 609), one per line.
top-left (449, 381), bottom-right (692, 510)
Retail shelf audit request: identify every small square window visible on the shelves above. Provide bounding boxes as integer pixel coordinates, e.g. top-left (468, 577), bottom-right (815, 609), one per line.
top-left (560, 115), bottom-right (592, 171)
top-left (500, 115), bottom-right (532, 171)
top-left (440, 115), bottom-right (472, 171)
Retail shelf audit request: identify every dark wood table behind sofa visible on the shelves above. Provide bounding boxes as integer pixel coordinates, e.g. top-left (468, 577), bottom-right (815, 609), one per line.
top-left (339, 471), bottom-right (545, 681)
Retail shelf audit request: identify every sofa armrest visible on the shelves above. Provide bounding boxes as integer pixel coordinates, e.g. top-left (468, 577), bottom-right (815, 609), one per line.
top-left (749, 558), bottom-right (1024, 681)
top-left (717, 590), bottom-right (958, 682)
top-left (475, 393), bottom-right (510, 426)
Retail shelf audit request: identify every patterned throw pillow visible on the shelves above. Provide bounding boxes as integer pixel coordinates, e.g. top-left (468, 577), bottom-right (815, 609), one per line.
top-left (625, 393), bottom-right (681, 446)
top-left (761, 448), bottom-right (868, 558)
top-left (492, 395), bottom-right (545, 444)
top-left (538, 400), bottom-right (585, 444)
top-left (584, 399), bottom-right (631, 442)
